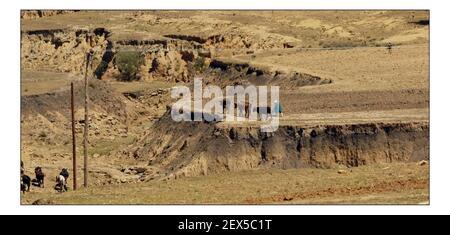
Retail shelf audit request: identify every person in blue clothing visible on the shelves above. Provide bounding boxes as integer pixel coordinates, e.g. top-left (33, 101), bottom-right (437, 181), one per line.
top-left (273, 100), bottom-right (284, 117)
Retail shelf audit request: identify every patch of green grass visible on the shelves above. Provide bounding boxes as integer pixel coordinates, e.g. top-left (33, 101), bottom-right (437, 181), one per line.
top-left (116, 51), bottom-right (144, 81)
top-left (193, 56), bottom-right (207, 71)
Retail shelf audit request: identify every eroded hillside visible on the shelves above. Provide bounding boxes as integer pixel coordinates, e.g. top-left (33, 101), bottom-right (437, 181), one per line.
top-left (20, 11), bottom-right (429, 203)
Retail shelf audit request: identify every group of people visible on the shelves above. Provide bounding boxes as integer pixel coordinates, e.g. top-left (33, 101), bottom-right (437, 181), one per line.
top-left (20, 161), bottom-right (70, 194)
top-left (232, 100), bottom-right (284, 120)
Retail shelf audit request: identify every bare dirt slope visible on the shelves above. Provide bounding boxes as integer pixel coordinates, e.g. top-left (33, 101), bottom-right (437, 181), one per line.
top-left (20, 10), bottom-right (429, 204)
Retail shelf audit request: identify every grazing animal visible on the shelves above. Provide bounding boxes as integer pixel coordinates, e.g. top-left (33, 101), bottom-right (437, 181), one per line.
top-left (254, 106), bottom-right (272, 120)
top-left (33, 167), bottom-right (45, 188)
top-left (21, 175), bottom-right (31, 193)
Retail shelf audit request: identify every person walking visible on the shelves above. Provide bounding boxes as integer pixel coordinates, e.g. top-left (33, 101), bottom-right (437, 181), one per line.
top-left (274, 100), bottom-right (284, 117)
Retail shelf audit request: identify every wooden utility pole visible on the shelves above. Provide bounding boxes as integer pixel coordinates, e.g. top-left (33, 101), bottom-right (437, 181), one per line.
top-left (83, 51), bottom-right (92, 188)
top-left (71, 82), bottom-right (77, 190)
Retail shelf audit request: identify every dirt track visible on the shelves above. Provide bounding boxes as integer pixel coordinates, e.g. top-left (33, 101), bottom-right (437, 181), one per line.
top-left (283, 89), bottom-right (428, 115)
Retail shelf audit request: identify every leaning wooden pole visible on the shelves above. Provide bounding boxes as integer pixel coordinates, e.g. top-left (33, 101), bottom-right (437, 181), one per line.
top-left (71, 82), bottom-right (77, 191)
top-left (83, 52), bottom-right (92, 188)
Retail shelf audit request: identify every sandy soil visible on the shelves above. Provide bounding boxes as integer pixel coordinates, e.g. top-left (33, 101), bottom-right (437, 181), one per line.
top-left (20, 10), bottom-right (429, 205)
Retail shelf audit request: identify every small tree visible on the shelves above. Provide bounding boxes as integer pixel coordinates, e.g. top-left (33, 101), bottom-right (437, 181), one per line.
top-left (115, 51), bottom-right (143, 81)
top-left (193, 56), bottom-right (206, 71)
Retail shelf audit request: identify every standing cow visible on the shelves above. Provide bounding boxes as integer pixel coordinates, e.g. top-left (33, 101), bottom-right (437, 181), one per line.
top-left (254, 106), bottom-right (272, 121)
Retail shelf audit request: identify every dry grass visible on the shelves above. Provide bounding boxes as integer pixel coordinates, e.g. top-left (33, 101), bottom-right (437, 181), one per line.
top-left (20, 10), bottom-right (430, 205)
top-left (110, 80), bottom-right (176, 93)
top-left (21, 11), bottom-right (428, 46)
top-left (21, 70), bottom-right (175, 96)
top-left (21, 162), bottom-right (429, 205)
top-left (233, 45), bottom-right (429, 93)
top-left (21, 70), bottom-right (79, 96)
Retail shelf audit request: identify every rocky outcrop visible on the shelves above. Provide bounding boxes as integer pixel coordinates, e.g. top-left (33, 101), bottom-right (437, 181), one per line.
top-left (140, 50), bottom-right (190, 82)
top-left (21, 28), bottom-right (110, 74)
top-left (20, 26), bottom-right (198, 83)
top-left (20, 26), bottom-right (306, 85)
top-left (161, 31), bottom-right (298, 57)
top-left (205, 33), bottom-right (276, 51)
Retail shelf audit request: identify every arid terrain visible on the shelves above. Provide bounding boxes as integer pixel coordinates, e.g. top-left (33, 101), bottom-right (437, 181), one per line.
top-left (20, 10), bottom-right (429, 204)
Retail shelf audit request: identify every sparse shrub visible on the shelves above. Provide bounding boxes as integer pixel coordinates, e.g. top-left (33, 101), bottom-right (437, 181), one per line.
top-left (115, 51), bottom-right (143, 81)
top-left (193, 56), bottom-right (206, 71)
